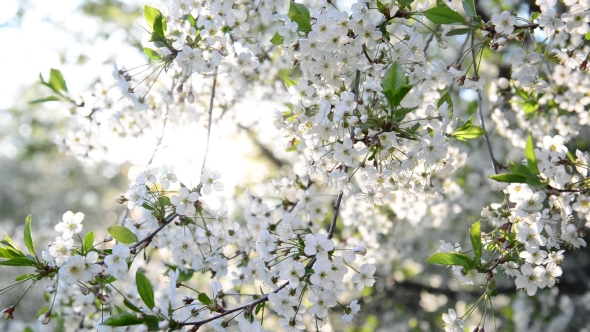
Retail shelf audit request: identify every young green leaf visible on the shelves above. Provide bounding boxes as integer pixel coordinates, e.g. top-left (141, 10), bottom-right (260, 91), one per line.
top-left (470, 221), bottom-right (482, 261)
top-left (270, 32), bottom-right (284, 45)
top-left (101, 312), bottom-right (143, 327)
top-left (289, 3), bottom-right (312, 32)
top-left (29, 96), bottom-right (62, 104)
top-left (108, 226), bottom-right (138, 244)
top-left (285, 77), bottom-right (298, 89)
top-left (198, 293), bottom-right (212, 305)
top-left (143, 48), bottom-right (161, 61)
top-left (0, 257), bottom-right (38, 267)
top-left (136, 270), bottom-right (155, 309)
top-left (14, 273), bottom-right (36, 281)
top-left (3, 235), bottom-right (25, 256)
top-left (143, 6), bottom-right (161, 30)
top-left (525, 135), bottom-right (540, 175)
top-left (83, 231), bottom-right (95, 255)
top-left (488, 173), bottom-right (528, 183)
top-left (462, 0), bottom-right (477, 18)
top-left (423, 6), bottom-right (466, 24)
top-left (48, 69), bottom-right (68, 92)
top-left (24, 215), bottom-right (36, 258)
top-left (123, 298), bottom-right (142, 313)
top-left (426, 252), bottom-right (470, 267)
top-left (453, 126), bottom-right (487, 141)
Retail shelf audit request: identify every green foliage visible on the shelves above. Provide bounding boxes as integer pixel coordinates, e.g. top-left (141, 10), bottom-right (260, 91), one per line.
top-left (461, 0), bottom-right (477, 18)
top-left (136, 270), bottom-right (155, 309)
top-left (423, 5), bottom-right (466, 24)
top-left (83, 231), bottom-right (95, 255)
top-left (108, 226), bottom-right (139, 244)
top-left (289, 3), bottom-right (312, 32)
top-left (198, 293), bottom-right (212, 305)
top-left (426, 252), bottom-right (474, 271)
top-left (101, 312), bottom-right (144, 327)
top-left (470, 220), bottom-right (482, 261)
top-left (24, 215), bottom-right (37, 260)
top-left (382, 62), bottom-right (413, 110)
top-left (525, 135), bottom-right (540, 175)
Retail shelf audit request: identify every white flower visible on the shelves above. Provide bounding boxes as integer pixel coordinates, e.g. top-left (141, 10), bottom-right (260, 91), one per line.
top-left (442, 308), bottom-right (465, 332)
top-left (352, 263), bottom-right (376, 291)
top-left (515, 263), bottom-right (547, 296)
top-left (104, 244), bottom-right (130, 280)
top-left (200, 167), bottom-right (224, 195)
top-left (492, 11), bottom-right (516, 35)
top-left (170, 187), bottom-right (199, 216)
top-left (55, 211), bottom-right (84, 239)
top-left (342, 300), bottom-right (360, 323)
top-left (304, 233), bottom-right (334, 256)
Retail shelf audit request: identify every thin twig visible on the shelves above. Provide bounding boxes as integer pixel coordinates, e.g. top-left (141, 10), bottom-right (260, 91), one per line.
top-left (147, 106), bottom-right (169, 165)
top-left (201, 68), bottom-right (218, 172)
top-left (470, 24), bottom-right (499, 174)
top-left (130, 213), bottom-right (178, 250)
top-left (328, 69), bottom-right (361, 239)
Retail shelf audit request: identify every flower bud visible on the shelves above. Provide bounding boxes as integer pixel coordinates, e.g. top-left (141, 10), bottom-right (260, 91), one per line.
top-left (1, 306), bottom-right (15, 320)
top-left (115, 194), bottom-right (127, 204)
top-left (349, 116), bottom-right (359, 125)
top-left (104, 235), bottom-right (113, 242)
top-left (38, 311), bottom-right (51, 325)
top-left (354, 127), bottom-right (363, 136)
top-left (187, 92), bottom-right (195, 104)
top-left (360, 114), bottom-right (369, 123)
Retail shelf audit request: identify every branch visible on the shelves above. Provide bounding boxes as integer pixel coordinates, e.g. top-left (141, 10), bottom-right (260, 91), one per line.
top-left (129, 213), bottom-right (178, 250)
top-left (201, 68), bottom-right (218, 172)
top-left (470, 23), bottom-right (500, 175)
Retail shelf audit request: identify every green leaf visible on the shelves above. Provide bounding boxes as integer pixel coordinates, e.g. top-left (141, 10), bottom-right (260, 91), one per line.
top-left (470, 221), bottom-right (482, 261)
top-left (510, 163), bottom-right (534, 177)
top-left (446, 28), bottom-right (472, 36)
top-left (255, 302), bottom-right (264, 315)
top-left (198, 293), bottom-right (212, 305)
top-left (29, 96), bottom-right (62, 104)
top-left (123, 298), bottom-right (141, 313)
top-left (394, 107), bottom-right (417, 121)
top-left (585, 32), bottom-right (590, 40)
top-left (101, 312), bottom-right (143, 327)
top-left (289, 2), bottom-right (312, 32)
top-left (24, 215), bottom-right (36, 258)
top-left (270, 32), bottom-right (284, 45)
top-left (461, 0), bottom-right (477, 18)
top-left (83, 231), bottom-right (95, 255)
top-left (15, 273), bottom-right (36, 281)
top-left (143, 48), bottom-right (161, 61)
top-left (382, 62), bottom-right (405, 95)
top-left (453, 126), bottom-right (486, 141)
top-left (426, 252), bottom-right (473, 270)
top-left (136, 270), bottom-right (155, 309)
top-left (455, 115), bottom-right (473, 132)
top-left (525, 135), bottom-right (540, 175)
top-left (285, 77), bottom-right (298, 89)
top-left (48, 69), bottom-right (68, 92)
top-left (186, 13), bottom-right (196, 27)
top-left (399, 0), bottom-right (414, 8)
top-left (488, 173), bottom-right (528, 183)
top-left (382, 62), bottom-right (411, 108)
top-left (144, 315), bottom-right (161, 331)
top-left (153, 14), bottom-right (167, 38)
top-left (143, 6), bottom-right (161, 30)
top-left (523, 102), bottom-right (539, 115)
top-left (423, 6), bottom-right (466, 24)
top-left (108, 226), bottom-right (138, 244)
top-left (0, 257), bottom-right (37, 267)
top-left (3, 235), bottom-right (24, 256)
